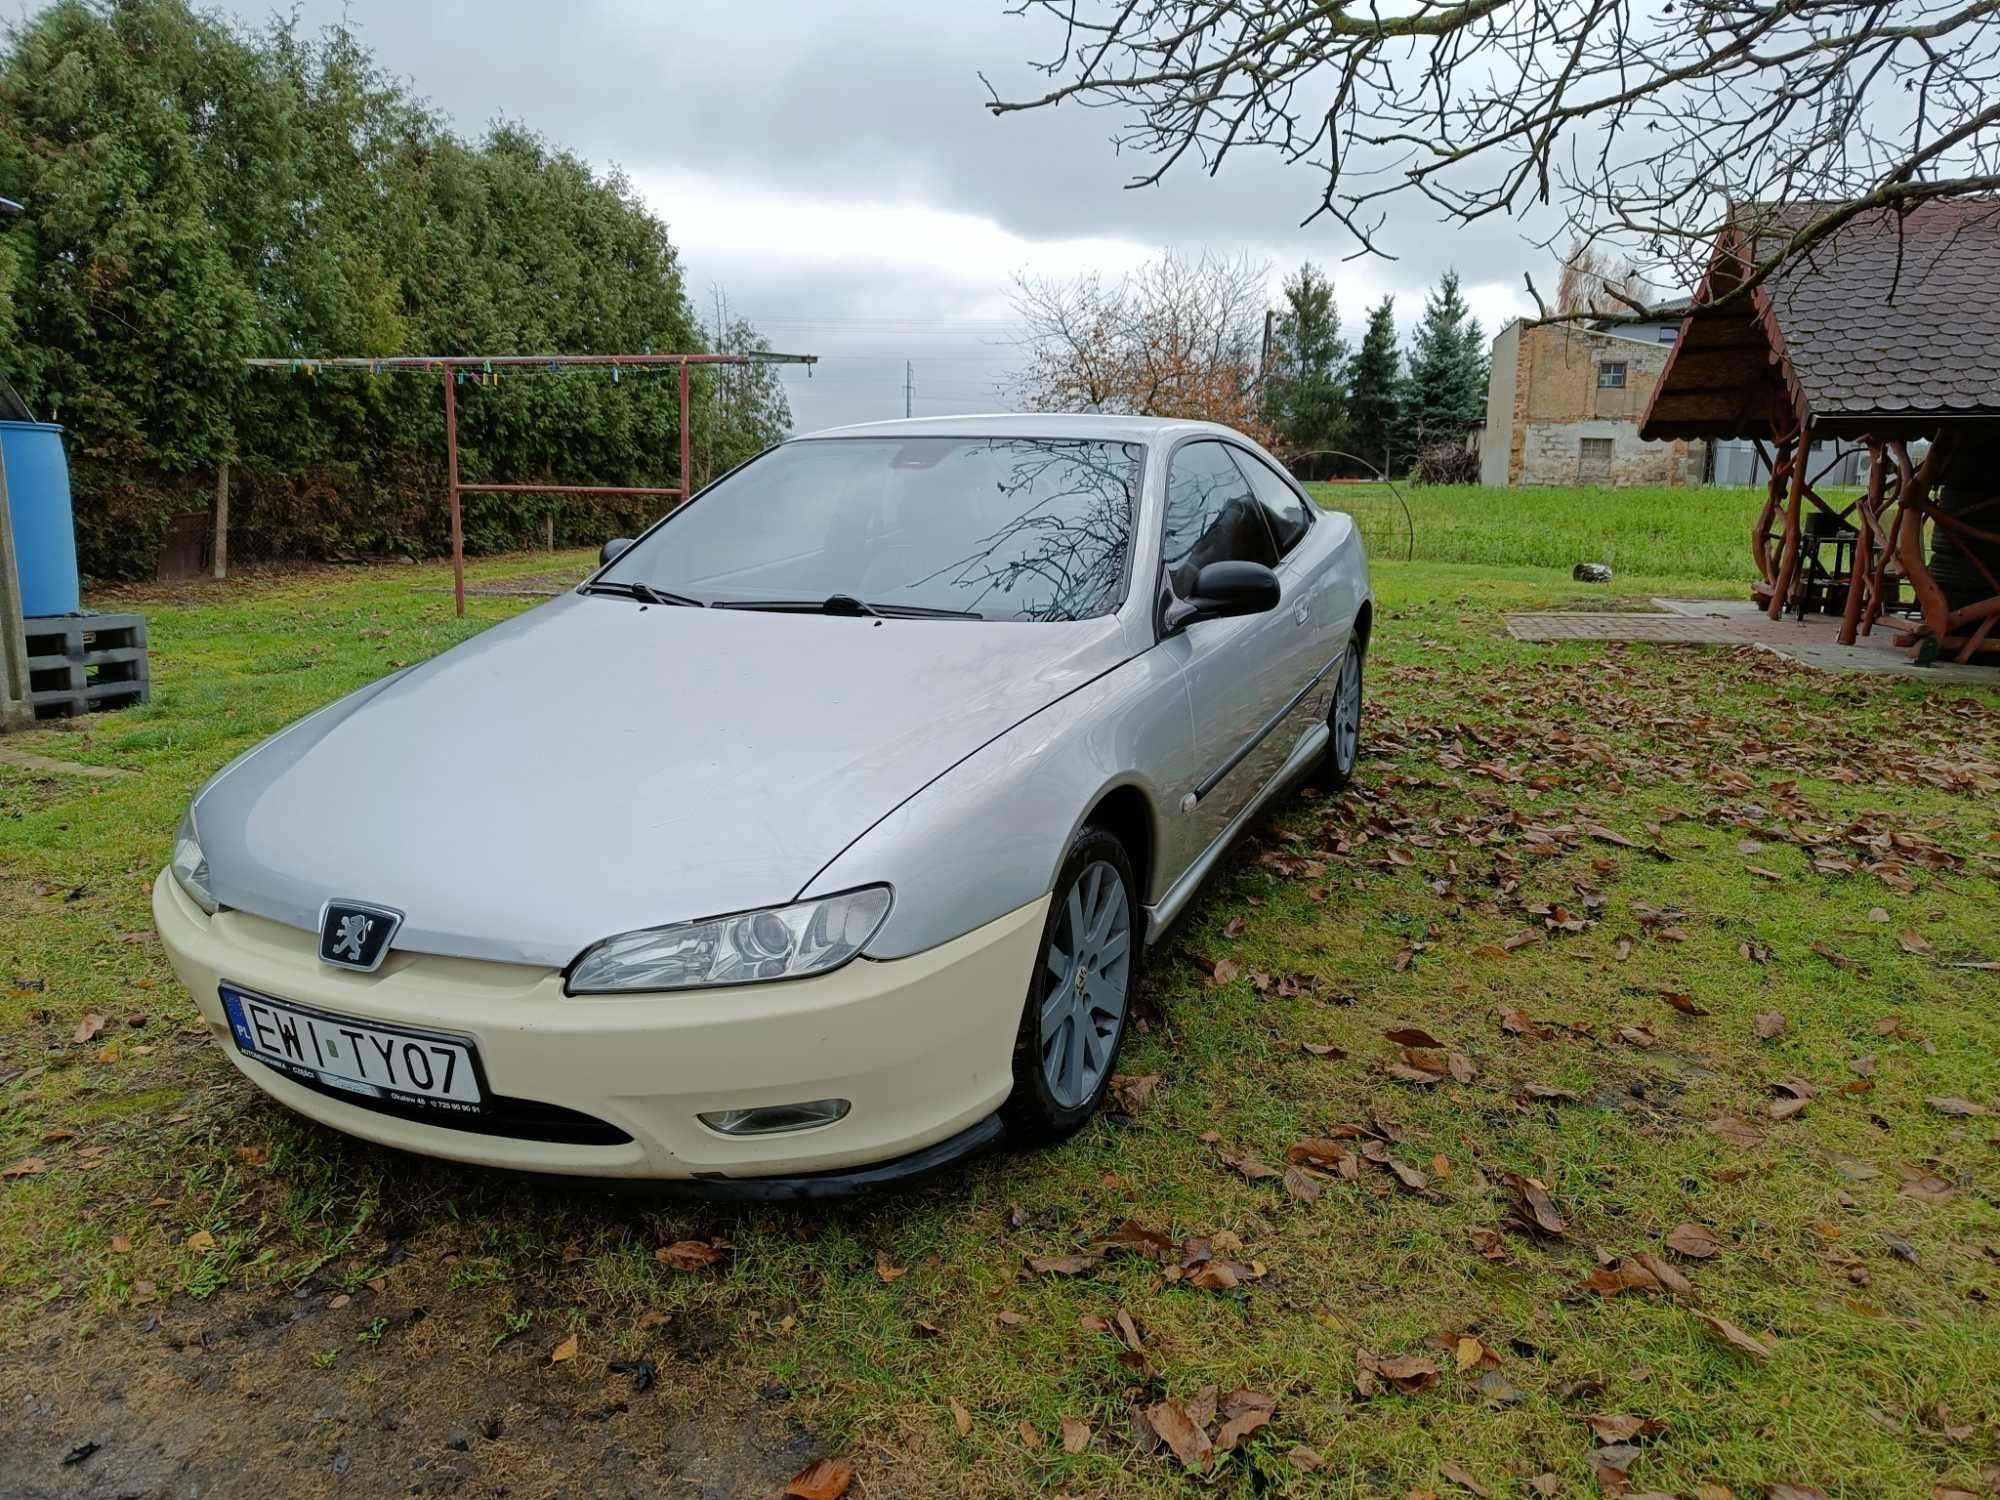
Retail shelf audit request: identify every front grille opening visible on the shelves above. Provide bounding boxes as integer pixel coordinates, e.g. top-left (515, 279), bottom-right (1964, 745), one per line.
top-left (281, 1070), bottom-right (631, 1146)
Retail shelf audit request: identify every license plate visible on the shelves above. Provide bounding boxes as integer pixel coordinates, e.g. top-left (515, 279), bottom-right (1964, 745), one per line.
top-left (219, 984), bottom-right (485, 1115)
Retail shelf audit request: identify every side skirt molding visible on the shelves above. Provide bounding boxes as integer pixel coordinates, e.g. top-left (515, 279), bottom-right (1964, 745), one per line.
top-left (1143, 720), bottom-right (1330, 944)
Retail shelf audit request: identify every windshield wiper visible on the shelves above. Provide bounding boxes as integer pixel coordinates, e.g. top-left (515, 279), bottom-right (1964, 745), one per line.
top-left (582, 580), bottom-right (704, 608)
top-left (711, 595), bottom-right (983, 620)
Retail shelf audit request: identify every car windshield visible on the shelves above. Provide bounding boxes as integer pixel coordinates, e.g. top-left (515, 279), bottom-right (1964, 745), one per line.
top-left (596, 436), bottom-right (1142, 621)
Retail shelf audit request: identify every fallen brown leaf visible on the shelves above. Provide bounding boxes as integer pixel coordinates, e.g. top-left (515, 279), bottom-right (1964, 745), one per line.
top-left (1895, 1163), bottom-right (1957, 1202)
top-left (1109, 1072), bottom-right (1161, 1115)
top-left (1709, 1116), bottom-right (1766, 1148)
top-left (1696, 1312), bottom-right (1773, 1360)
top-left (1059, 1415), bottom-right (1091, 1453)
top-left (549, 1333), bottom-right (579, 1364)
top-left (1448, 1464), bottom-right (1496, 1496)
top-left (1144, 1397), bottom-right (1213, 1471)
top-left (1466, 1227), bottom-right (1507, 1261)
top-left (1753, 1011), bottom-right (1786, 1039)
top-left (656, 1239), bottom-right (725, 1271)
top-left (1665, 1223), bottom-right (1724, 1259)
top-left (1927, 1096), bottom-right (1988, 1117)
top-left (1584, 1413), bottom-right (1665, 1443)
top-left (1024, 1251), bottom-right (1103, 1277)
top-left (1, 1156), bottom-right (49, 1180)
top-left (949, 1398), bottom-right (973, 1437)
top-left (1501, 1172), bottom-right (1568, 1237)
top-left (1632, 1252), bottom-right (1695, 1297)
top-left (783, 1458), bottom-right (856, 1500)
top-left (1100, 1219), bottom-right (1174, 1262)
top-left (1214, 1388), bottom-right (1276, 1450)
top-left (1355, 1350), bottom-right (1440, 1395)
top-left (875, 1251), bottom-right (908, 1282)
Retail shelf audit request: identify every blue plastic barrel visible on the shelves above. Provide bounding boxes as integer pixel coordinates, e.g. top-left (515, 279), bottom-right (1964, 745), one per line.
top-left (0, 420), bottom-right (80, 617)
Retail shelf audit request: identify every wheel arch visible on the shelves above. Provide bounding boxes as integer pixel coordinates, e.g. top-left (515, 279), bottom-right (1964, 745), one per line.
top-left (1077, 780), bottom-right (1158, 945)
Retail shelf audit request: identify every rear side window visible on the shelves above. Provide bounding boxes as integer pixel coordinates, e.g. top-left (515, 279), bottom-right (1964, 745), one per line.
top-left (1227, 448), bottom-right (1312, 556)
top-left (1162, 441), bottom-right (1280, 596)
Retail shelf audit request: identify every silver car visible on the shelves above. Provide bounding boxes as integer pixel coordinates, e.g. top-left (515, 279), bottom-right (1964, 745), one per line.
top-left (155, 415), bottom-right (1372, 1194)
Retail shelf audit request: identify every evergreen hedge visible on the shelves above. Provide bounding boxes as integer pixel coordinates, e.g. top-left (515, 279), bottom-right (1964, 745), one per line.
top-left (0, 1), bottom-right (788, 580)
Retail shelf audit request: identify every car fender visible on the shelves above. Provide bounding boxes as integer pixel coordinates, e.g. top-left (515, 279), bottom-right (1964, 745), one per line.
top-left (796, 647), bottom-right (1192, 960)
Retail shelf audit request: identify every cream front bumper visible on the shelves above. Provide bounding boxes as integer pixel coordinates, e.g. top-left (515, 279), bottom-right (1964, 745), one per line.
top-left (153, 870), bottom-right (1043, 1179)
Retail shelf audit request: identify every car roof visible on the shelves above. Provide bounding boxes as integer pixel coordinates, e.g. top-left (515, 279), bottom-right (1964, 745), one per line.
top-left (792, 412), bottom-right (1249, 447)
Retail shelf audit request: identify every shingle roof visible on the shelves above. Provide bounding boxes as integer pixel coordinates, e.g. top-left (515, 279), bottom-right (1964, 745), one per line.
top-left (1757, 199), bottom-right (2000, 421)
top-left (1639, 198), bottom-right (2000, 440)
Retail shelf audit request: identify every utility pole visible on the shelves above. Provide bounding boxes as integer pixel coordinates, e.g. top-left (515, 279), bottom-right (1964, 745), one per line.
top-left (1259, 309), bottom-right (1275, 387)
top-left (904, 361), bottom-right (913, 418)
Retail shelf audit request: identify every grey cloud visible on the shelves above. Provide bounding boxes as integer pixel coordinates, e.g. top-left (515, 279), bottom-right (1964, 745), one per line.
top-left (195, 0), bottom-right (1544, 419)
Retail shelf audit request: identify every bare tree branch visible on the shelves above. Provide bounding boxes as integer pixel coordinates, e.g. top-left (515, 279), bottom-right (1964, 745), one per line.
top-left (984, 0), bottom-right (2000, 308)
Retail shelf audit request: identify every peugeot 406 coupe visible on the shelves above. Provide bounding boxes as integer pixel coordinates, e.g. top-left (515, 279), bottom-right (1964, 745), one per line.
top-left (156, 415), bottom-right (1373, 1195)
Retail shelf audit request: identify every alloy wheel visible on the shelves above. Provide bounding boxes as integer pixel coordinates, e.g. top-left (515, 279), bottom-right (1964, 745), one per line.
top-left (1038, 859), bottom-right (1132, 1109)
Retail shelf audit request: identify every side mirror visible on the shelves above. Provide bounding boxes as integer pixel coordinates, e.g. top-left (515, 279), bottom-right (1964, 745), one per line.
top-left (1163, 560), bottom-right (1281, 634)
top-left (599, 537), bottom-right (634, 566)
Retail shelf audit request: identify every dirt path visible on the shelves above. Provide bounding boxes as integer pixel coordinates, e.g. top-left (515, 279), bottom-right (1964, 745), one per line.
top-left (2, 1282), bottom-right (822, 1500)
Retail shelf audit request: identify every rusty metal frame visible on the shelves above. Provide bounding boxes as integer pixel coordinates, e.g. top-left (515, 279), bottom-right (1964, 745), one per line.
top-left (244, 351), bottom-right (816, 615)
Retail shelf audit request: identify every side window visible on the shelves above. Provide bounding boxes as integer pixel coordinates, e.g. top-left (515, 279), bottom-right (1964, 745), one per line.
top-left (1161, 441), bottom-right (1279, 596)
top-left (1227, 448), bottom-right (1312, 557)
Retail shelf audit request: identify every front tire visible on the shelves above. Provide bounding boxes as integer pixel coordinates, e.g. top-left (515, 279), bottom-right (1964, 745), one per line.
top-left (1001, 826), bottom-right (1138, 1146)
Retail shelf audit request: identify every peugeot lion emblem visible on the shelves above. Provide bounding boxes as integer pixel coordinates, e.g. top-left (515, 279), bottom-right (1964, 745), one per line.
top-left (318, 899), bottom-right (405, 973)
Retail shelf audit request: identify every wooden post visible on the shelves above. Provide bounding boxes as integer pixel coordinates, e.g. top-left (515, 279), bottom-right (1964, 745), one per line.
top-left (443, 368), bottom-right (465, 618)
top-left (543, 512), bottom-right (555, 552)
top-left (1766, 429), bottom-right (1810, 620)
top-left (1838, 443), bottom-right (1882, 644)
top-left (0, 445), bottom-right (33, 731)
top-left (212, 462), bottom-right (229, 581)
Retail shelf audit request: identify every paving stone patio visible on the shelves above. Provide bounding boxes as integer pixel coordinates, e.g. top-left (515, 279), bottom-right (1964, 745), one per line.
top-left (1505, 598), bottom-right (2000, 683)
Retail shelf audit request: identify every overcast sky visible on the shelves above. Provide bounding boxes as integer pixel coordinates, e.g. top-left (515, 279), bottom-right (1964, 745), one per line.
top-left (196, 0), bottom-right (1545, 431)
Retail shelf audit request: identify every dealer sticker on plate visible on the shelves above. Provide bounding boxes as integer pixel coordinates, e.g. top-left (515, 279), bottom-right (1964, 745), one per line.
top-left (219, 984), bottom-right (485, 1115)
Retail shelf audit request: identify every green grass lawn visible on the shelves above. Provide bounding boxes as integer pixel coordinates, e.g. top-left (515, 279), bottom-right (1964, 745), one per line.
top-left (1305, 482), bottom-right (1820, 583)
top-left (1, 511), bottom-right (1997, 1496)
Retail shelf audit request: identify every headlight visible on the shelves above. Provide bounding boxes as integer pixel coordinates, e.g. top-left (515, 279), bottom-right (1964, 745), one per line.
top-left (170, 808), bottom-right (217, 915)
top-left (566, 886), bottom-right (892, 994)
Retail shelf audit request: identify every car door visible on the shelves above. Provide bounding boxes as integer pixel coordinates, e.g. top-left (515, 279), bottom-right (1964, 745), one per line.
top-left (1226, 444), bottom-right (1354, 747)
top-left (1157, 440), bottom-right (1299, 869)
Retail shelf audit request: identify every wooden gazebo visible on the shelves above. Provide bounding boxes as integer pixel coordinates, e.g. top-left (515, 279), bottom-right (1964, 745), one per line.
top-left (1641, 201), bottom-right (2000, 663)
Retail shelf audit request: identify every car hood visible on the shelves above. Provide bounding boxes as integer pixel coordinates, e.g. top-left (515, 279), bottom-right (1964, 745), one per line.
top-left (196, 593), bottom-right (1131, 967)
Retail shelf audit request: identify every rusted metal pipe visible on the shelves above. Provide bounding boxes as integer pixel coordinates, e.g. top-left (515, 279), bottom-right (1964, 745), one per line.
top-left (456, 484), bottom-right (685, 497)
top-left (443, 368), bottom-right (464, 618)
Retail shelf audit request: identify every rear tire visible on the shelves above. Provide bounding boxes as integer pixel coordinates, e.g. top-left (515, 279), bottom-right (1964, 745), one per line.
top-left (1318, 641), bottom-right (1365, 789)
top-left (1001, 826), bottom-right (1138, 1146)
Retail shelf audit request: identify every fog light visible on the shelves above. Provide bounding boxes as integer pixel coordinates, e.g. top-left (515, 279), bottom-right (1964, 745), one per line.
top-left (698, 1099), bottom-right (850, 1136)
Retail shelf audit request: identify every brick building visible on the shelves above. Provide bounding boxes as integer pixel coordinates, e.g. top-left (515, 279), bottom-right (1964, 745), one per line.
top-left (1478, 315), bottom-right (1705, 487)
